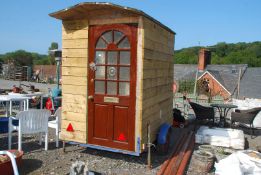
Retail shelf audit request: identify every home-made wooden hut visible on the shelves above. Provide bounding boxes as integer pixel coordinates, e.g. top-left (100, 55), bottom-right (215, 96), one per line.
top-left (50, 2), bottom-right (175, 155)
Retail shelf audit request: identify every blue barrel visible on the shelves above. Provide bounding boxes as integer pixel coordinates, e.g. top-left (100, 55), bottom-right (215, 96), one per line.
top-left (0, 117), bottom-right (19, 133)
top-left (0, 117), bottom-right (9, 133)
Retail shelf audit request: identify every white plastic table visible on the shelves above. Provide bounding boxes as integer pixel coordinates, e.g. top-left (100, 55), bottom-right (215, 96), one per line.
top-left (0, 95), bottom-right (30, 116)
top-left (8, 92), bottom-right (44, 109)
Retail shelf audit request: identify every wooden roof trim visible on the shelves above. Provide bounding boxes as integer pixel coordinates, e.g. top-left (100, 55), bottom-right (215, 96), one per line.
top-left (197, 71), bottom-right (231, 95)
top-left (49, 2), bottom-right (176, 34)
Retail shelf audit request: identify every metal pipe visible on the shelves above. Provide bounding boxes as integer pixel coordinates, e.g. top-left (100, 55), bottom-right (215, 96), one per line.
top-left (63, 141), bottom-right (66, 153)
top-left (147, 122), bottom-right (152, 170)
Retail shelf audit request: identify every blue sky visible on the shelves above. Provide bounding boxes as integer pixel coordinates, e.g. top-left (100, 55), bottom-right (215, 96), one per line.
top-left (0, 0), bottom-right (261, 54)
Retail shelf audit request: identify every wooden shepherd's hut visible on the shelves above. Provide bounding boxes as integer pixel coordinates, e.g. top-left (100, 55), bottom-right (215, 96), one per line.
top-left (50, 2), bottom-right (175, 155)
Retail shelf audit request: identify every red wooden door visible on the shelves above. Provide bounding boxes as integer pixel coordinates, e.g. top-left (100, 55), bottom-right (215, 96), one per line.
top-left (88, 24), bottom-right (137, 151)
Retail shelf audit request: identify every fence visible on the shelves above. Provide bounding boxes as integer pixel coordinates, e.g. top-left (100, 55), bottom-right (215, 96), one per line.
top-left (1, 64), bottom-right (32, 81)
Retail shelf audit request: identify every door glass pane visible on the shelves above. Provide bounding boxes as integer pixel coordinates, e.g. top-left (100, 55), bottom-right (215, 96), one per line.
top-left (107, 81), bottom-right (117, 95)
top-left (119, 82), bottom-right (130, 96)
top-left (95, 66), bottom-right (105, 79)
top-left (102, 31), bottom-right (112, 43)
top-left (96, 38), bottom-right (107, 48)
top-left (95, 51), bottom-right (105, 64)
top-left (120, 51), bottom-right (130, 65)
top-left (107, 66), bottom-right (117, 80)
top-left (119, 67), bottom-right (130, 81)
top-left (118, 37), bottom-right (130, 48)
top-left (95, 81), bottom-right (105, 94)
top-left (114, 31), bottom-right (123, 43)
top-left (108, 51), bottom-right (117, 65)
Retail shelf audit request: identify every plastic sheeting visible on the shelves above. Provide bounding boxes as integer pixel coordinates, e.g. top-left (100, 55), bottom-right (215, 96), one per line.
top-left (215, 150), bottom-right (261, 175)
top-left (195, 126), bottom-right (245, 150)
top-left (232, 98), bottom-right (261, 110)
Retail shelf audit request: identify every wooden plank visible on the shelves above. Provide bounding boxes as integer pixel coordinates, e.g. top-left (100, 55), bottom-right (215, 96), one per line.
top-left (142, 93), bottom-right (173, 109)
top-left (89, 16), bottom-right (139, 25)
top-left (62, 57), bottom-right (88, 67)
top-left (62, 29), bottom-right (88, 40)
top-left (143, 24), bottom-right (174, 49)
top-left (60, 129), bottom-right (87, 143)
top-left (143, 48), bottom-right (173, 62)
top-left (62, 76), bottom-right (87, 86)
top-left (143, 69), bottom-right (156, 79)
top-left (62, 39), bottom-right (88, 49)
top-left (135, 17), bottom-right (144, 152)
top-left (62, 48), bottom-right (88, 58)
top-left (142, 98), bottom-right (173, 120)
top-left (62, 101), bottom-right (87, 114)
top-left (143, 17), bottom-right (170, 38)
top-left (61, 120), bottom-right (86, 131)
top-left (62, 93), bottom-right (86, 104)
top-left (62, 19), bottom-right (88, 30)
top-left (142, 103), bottom-right (160, 118)
top-left (142, 86), bottom-right (157, 99)
top-left (62, 66), bottom-right (87, 77)
top-left (144, 38), bottom-right (173, 55)
top-left (62, 111), bottom-right (87, 122)
top-left (62, 84), bottom-right (87, 95)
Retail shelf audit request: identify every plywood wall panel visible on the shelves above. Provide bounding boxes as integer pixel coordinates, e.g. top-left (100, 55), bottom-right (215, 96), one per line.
top-left (62, 49), bottom-right (88, 59)
top-left (61, 120), bottom-right (86, 131)
top-left (62, 76), bottom-right (87, 86)
top-left (62, 29), bottom-right (88, 40)
top-left (62, 93), bottom-right (87, 105)
top-left (62, 39), bottom-right (88, 49)
top-left (62, 111), bottom-right (87, 122)
top-left (62, 84), bottom-right (87, 95)
top-left (60, 129), bottom-right (87, 143)
top-left (62, 101), bottom-right (87, 114)
top-left (62, 67), bottom-right (87, 77)
top-left (62, 57), bottom-right (87, 67)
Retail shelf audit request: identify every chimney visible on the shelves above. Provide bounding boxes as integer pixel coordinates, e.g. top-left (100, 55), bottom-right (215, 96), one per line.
top-left (198, 48), bottom-right (211, 71)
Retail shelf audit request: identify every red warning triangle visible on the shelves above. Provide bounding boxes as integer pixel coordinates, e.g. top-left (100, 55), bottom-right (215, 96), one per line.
top-left (66, 123), bottom-right (74, 132)
top-left (118, 133), bottom-right (126, 141)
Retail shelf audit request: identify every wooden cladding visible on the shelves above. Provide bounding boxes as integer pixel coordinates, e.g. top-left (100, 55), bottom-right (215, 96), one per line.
top-left (61, 19), bottom-right (88, 143)
top-left (140, 17), bottom-right (174, 146)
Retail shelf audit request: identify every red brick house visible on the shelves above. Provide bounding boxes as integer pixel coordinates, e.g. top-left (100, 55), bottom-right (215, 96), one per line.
top-left (174, 48), bottom-right (250, 99)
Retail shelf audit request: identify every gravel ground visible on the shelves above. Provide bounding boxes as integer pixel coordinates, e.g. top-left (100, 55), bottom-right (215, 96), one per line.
top-left (0, 128), bottom-right (169, 175)
top-left (1, 126), bottom-right (261, 174)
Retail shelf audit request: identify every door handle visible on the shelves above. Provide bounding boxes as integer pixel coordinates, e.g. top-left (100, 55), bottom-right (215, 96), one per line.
top-left (88, 95), bottom-right (94, 100)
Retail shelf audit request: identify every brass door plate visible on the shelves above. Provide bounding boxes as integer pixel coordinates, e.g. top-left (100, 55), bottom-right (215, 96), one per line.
top-left (104, 97), bottom-right (119, 103)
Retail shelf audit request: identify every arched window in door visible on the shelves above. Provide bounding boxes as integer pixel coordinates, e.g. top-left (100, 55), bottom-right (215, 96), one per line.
top-left (94, 30), bottom-right (131, 96)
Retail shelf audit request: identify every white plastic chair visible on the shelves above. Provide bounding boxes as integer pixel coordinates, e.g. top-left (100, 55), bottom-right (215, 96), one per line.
top-left (8, 109), bottom-right (51, 151)
top-left (48, 107), bottom-right (61, 147)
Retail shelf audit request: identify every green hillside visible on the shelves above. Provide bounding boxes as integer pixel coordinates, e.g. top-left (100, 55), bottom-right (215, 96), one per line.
top-left (174, 41), bottom-right (261, 67)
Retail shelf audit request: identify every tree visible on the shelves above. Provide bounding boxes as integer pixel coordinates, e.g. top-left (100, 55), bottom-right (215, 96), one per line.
top-left (174, 41), bottom-right (261, 67)
top-left (48, 42), bottom-right (59, 65)
top-left (4, 50), bottom-right (34, 66)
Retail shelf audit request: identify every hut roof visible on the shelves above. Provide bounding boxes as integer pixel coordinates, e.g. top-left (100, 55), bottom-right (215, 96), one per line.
top-left (49, 2), bottom-right (175, 34)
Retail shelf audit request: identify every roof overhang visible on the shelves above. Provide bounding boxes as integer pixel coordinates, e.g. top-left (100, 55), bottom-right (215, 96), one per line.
top-left (49, 2), bottom-right (176, 35)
